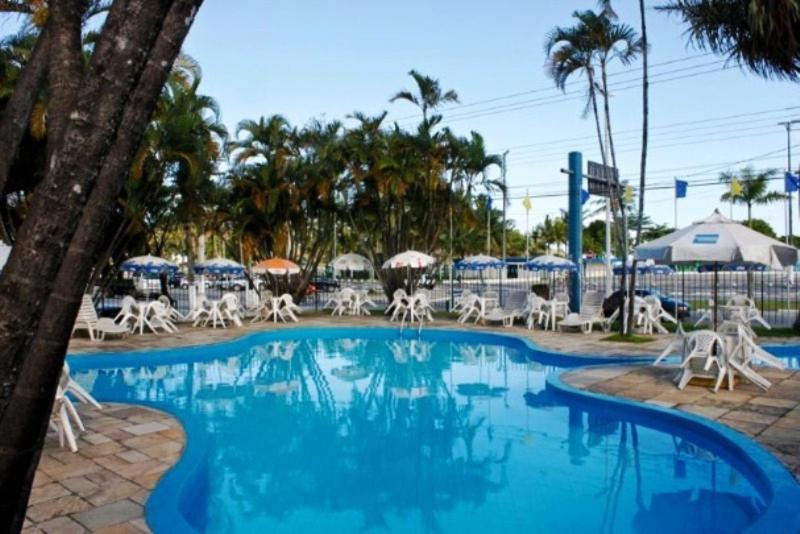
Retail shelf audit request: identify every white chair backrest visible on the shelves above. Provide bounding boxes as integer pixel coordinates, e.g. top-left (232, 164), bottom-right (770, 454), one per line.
top-left (727, 295), bottom-right (752, 307)
top-left (76, 295), bottom-right (99, 324)
top-left (222, 293), bottom-right (239, 310)
top-left (120, 296), bottom-right (137, 312)
top-left (644, 295), bottom-right (662, 312)
top-left (687, 330), bottom-right (722, 353)
top-left (393, 289), bottom-right (407, 301)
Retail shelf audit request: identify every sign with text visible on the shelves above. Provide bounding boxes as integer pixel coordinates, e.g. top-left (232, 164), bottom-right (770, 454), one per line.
top-left (586, 161), bottom-right (619, 198)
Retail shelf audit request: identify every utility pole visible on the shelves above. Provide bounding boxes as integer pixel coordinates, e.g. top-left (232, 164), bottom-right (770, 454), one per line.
top-left (779, 120), bottom-right (800, 244)
top-left (501, 151), bottom-right (509, 262)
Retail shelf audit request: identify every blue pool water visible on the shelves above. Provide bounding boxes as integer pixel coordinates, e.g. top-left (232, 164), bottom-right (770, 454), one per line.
top-left (68, 329), bottom-right (800, 533)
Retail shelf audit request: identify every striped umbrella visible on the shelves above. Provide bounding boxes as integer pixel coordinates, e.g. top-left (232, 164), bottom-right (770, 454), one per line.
top-left (120, 255), bottom-right (179, 275)
top-left (252, 258), bottom-right (301, 275)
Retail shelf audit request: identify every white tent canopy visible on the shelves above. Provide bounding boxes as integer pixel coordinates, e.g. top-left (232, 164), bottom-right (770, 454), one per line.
top-left (382, 250), bottom-right (436, 270)
top-left (331, 253), bottom-right (372, 272)
top-left (635, 210), bottom-right (799, 269)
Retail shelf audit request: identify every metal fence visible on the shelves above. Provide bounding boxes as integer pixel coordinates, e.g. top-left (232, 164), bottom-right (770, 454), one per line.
top-left (93, 266), bottom-right (800, 328)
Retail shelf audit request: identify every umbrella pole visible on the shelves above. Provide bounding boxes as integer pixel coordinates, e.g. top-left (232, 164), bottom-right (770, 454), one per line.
top-left (713, 262), bottom-right (718, 330)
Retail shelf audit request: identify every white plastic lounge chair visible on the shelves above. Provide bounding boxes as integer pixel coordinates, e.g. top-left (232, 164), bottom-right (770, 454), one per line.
top-left (148, 301), bottom-right (179, 333)
top-left (484, 306), bottom-right (519, 327)
top-left (521, 293), bottom-right (549, 329)
top-left (559, 292), bottom-right (607, 334)
top-left (72, 295), bottom-right (130, 341)
top-left (62, 362), bottom-right (102, 410)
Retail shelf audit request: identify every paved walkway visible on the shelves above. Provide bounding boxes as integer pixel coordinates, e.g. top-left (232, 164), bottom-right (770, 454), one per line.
top-left (25, 404), bottom-right (184, 534)
top-left (562, 365), bottom-right (800, 480)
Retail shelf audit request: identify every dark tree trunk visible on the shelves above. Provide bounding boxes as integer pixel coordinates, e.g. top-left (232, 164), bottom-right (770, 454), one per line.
top-left (627, 0), bottom-right (650, 332)
top-left (0, 1), bottom-right (203, 530)
top-left (0, 27), bottom-right (50, 243)
top-left (46, 0), bottom-right (87, 164)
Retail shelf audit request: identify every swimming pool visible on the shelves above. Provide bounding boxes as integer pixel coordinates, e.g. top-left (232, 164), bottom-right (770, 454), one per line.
top-left (68, 328), bottom-right (800, 533)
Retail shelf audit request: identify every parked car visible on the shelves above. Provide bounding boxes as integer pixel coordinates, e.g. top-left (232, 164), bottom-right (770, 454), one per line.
top-left (697, 263), bottom-right (767, 272)
top-left (309, 276), bottom-right (340, 292)
top-left (602, 288), bottom-right (691, 320)
top-left (214, 276), bottom-right (248, 291)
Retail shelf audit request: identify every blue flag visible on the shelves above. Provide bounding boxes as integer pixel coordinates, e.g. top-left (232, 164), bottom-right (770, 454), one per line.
top-left (487, 196), bottom-right (492, 210)
top-left (580, 189), bottom-right (590, 205)
top-left (675, 179), bottom-right (688, 199)
top-left (785, 172), bottom-right (798, 193)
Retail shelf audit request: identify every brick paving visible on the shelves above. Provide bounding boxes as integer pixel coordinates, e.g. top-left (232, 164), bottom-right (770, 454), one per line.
top-left (25, 404), bottom-right (184, 533)
top-left (562, 365), bottom-right (800, 480)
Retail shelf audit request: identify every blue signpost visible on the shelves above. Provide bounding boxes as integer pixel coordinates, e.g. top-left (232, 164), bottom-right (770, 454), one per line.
top-left (568, 152), bottom-right (582, 312)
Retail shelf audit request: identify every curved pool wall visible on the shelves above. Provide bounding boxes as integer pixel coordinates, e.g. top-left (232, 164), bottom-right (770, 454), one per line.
top-left (67, 327), bottom-right (800, 533)
top-left (547, 371), bottom-right (800, 531)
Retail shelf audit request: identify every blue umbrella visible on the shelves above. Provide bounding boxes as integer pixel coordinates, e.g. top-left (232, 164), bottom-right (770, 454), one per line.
top-left (119, 255), bottom-right (179, 275)
top-left (193, 257), bottom-right (245, 275)
top-left (455, 254), bottom-right (506, 271)
top-left (525, 254), bottom-right (577, 272)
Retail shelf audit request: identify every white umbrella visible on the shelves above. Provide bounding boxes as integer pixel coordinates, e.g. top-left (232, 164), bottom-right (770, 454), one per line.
top-left (636, 209), bottom-right (799, 326)
top-left (635, 209), bottom-right (798, 268)
top-left (455, 254), bottom-right (505, 270)
top-left (382, 250), bottom-right (436, 270)
top-left (331, 253), bottom-right (372, 272)
top-left (120, 255), bottom-right (179, 274)
top-left (193, 257), bottom-right (245, 275)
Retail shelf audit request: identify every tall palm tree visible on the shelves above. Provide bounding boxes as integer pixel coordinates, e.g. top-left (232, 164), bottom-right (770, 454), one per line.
top-left (390, 69), bottom-right (459, 123)
top-left (719, 167), bottom-right (785, 224)
top-left (545, 20), bottom-right (608, 166)
top-left (659, 0), bottom-right (800, 80)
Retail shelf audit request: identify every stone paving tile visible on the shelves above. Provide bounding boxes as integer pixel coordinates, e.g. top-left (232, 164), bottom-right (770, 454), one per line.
top-left (38, 516), bottom-right (87, 533)
top-left (26, 404), bottom-right (184, 533)
top-left (72, 500), bottom-right (142, 531)
top-left (563, 365), bottom-right (800, 480)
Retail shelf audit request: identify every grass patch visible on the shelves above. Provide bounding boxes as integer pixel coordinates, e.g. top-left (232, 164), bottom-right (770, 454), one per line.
top-left (600, 333), bottom-right (655, 344)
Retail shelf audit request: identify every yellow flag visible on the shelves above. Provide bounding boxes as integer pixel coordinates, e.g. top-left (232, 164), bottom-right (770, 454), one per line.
top-left (730, 178), bottom-right (742, 197)
top-left (522, 194), bottom-right (532, 211)
top-left (624, 184), bottom-right (633, 204)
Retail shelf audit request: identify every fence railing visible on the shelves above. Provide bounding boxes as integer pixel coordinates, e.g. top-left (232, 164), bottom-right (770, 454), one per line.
top-left (93, 267), bottom-right (800, 328)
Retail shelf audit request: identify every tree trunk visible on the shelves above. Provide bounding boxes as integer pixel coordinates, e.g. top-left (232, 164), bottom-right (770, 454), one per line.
top-left (627, 0), bottom-right (649, 333)
top-left (587, 70), bottom-right (607, 167)
top-left (0, 27), bottom-right (50, 243)
top-left (0, 1), bottom-right (203, 529)
top-left (46, 0), bottom-right (86, 164)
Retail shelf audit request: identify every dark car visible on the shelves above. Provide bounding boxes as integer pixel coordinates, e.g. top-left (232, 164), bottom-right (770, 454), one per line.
top-left (697, 263), bottom-right (767, 272)
top-left (602, 288), bottom-right (691, 320)
top-left (310, 276), bottom-right (340, 292)
top-left (168, 272), bottom-right (186, 288)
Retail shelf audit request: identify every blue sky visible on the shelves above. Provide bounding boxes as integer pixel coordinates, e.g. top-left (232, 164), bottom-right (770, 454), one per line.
top-left (5, 1), bottom-right (798, 239)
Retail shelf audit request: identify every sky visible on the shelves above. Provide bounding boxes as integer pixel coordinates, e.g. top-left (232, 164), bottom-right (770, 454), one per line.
top-left (6, 1), bottom-right (800, 241)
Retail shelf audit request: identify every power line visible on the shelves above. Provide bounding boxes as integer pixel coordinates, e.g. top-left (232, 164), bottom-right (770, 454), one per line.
top-left (501, 105), bottom-right (800, 155)
top-left (395, 63), bottom-right (728, 129)
top-left (390, 53), bottom-right (714, 122)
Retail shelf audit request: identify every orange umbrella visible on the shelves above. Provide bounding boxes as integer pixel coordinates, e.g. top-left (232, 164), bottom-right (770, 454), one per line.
top-left (252, 258), bottom-right (301, 275)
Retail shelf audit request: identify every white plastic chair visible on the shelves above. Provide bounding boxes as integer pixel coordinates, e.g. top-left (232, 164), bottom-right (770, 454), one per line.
top-left (277, 294), bottom-right (301, 322)
top-left (676, 330), bottom-right (726, 391)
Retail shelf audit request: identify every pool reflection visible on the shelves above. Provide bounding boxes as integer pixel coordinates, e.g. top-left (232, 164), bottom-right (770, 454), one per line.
top-left (75, 337), bottom-right (766, 533)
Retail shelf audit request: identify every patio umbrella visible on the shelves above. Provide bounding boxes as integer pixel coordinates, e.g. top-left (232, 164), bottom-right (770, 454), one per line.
top-left (193, 257), bottom-right (245, 275)
top-left (635, 209), bottom-right (799, 325)
top-left (454, 254), bottom-right (506, 270)
top-left (635, 209), bottom-right (798, 267)
top-left (525, 254), bottom-right (577, 272)
top-left (381, 250), bottom-right (436, 269)
top-left (252, 258), bottom-right (301, 275)
top-left (331, 253), bottom-right (372, 272)
top-left (119, 255), bottom-right (179, 275)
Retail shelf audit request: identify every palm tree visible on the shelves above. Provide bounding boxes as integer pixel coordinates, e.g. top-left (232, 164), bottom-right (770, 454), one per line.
top-left (659, 0), bottom-right (800, 80)
top-left (719, 167), bottom-right (785, 225)
top-left (390, 69), bottom-right (459, 122)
